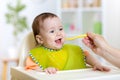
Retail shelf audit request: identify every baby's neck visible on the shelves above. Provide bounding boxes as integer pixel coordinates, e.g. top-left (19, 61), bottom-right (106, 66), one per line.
top-left (41, 45), bottom-right (62, 51)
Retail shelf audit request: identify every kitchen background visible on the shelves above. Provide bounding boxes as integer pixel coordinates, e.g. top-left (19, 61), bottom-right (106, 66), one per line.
top-left (0, 0), bottom-right (120, 80)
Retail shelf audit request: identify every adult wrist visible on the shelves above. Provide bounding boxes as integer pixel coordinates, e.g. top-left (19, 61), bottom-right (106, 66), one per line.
top-left (100, 45), bottom-right (112, 57)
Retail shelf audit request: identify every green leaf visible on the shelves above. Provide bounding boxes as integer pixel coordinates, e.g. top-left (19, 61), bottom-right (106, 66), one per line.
top-left (7, 4), bottom-right (16, 11)
top-left (5, 13), bottom-right (14, 23)
top-left (16, 4), bottom-right (26, 12)
top-left (5, 0), bottom-right (28, 37)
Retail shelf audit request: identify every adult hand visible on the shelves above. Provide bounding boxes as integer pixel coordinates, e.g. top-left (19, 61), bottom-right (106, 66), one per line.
top-left (82, 32), bottom-right (109, 56)
top-left (83, 32), bottom-right (120, 68)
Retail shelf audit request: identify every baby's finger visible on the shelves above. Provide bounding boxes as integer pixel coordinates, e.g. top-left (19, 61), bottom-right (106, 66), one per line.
top-left (93, 66), bottom-right (97, 71)
top-left (103, 67), bottom-right (110, 72)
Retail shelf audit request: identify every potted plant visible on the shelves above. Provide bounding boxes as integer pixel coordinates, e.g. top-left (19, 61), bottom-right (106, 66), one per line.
top-left (5, 0), bottom-right (28, 40)
top-left (5, 0), bottom-right (29, 58)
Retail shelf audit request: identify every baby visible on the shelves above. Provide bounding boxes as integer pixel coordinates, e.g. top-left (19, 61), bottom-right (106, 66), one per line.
top-left (25, 12), bottom-right (110, 74)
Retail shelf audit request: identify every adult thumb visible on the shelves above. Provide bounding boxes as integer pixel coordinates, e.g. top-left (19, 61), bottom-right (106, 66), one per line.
top-left (87, 32), bottom-right (96, 39)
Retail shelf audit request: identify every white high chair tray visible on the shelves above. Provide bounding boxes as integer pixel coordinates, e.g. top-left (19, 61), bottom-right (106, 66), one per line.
top-left (11, 66), bottom-right (120, 80)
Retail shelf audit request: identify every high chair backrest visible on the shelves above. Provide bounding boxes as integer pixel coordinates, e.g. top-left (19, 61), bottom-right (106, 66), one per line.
top-left (18, 32), bottom-right (36, 67)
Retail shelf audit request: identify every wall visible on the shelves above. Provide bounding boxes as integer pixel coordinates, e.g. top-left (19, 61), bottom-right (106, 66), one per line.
top-left (103, 0), bottom-right (120, 48)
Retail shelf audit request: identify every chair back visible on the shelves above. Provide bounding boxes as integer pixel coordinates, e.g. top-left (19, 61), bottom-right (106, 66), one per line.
top-left (18, 32), bottom-right (36, 67)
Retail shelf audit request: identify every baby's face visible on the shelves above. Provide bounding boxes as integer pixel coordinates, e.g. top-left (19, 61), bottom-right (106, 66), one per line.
top-left (40, 17), bottom-right (65, 50)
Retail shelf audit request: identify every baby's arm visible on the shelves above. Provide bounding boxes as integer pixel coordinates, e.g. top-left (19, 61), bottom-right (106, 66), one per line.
top-left (25, 56), bottom-right (58, 74)
top-left (84, 51), bottom-right (110, 72)
top-left (25, 56), bottom-right (43, 71)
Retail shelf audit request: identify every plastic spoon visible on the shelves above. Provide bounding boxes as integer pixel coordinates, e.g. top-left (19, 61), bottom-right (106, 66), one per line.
top-left (66, 34), bottom-right (87, 41)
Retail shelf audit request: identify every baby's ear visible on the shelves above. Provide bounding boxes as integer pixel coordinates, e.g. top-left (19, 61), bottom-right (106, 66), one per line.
top-left (36, 35), bottom-right (43, 44)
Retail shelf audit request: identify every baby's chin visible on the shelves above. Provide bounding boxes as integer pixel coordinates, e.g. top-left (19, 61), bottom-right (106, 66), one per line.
top-left (52, 45), bottom-right (63, 50)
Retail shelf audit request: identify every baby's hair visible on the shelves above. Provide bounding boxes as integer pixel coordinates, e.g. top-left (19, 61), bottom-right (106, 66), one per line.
top-left (32, 12), bottom-right (58, 45)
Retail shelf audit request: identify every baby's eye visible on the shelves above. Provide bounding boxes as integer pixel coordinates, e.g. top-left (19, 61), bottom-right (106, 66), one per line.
top-left (59, 28), bottom-right (63, 31)
top-left (50, 30), bottom-right (54, 33)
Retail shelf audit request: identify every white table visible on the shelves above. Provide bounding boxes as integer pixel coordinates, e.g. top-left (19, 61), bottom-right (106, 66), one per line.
top-left (11, 67), bottom-right (120, 80)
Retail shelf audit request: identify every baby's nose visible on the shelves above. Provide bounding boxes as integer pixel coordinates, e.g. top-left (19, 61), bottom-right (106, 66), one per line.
top-left (56, 31), bottom-right (61, 36)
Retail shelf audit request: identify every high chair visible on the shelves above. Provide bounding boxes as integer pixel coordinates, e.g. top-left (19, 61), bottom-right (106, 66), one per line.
top-left (11, 32), bottom-right (120, 80)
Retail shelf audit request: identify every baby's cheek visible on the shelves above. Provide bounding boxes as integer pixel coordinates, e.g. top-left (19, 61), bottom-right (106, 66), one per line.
top-left (63, 33), bottom-right (66, 37)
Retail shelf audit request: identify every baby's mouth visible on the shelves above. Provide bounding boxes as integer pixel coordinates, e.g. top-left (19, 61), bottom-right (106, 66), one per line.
top-left (55, 38), bottom-right (62, 44)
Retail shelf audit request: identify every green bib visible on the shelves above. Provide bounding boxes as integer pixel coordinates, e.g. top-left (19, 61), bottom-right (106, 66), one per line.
top-left (29, 44), bottom-right (87, 70)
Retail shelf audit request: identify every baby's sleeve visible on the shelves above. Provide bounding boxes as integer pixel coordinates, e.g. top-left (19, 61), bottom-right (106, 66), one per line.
top-left (25, 56), bottom-right (39, 70)
top-left (84, 50), bottom-right (90, 57)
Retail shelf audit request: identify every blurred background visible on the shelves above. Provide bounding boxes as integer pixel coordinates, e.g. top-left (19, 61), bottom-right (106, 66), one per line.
top-left (0, 0), bottom-right (120, 80)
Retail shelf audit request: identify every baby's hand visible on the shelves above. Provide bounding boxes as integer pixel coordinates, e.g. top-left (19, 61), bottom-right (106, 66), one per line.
top-left (93, 64), bottom-right (110, 72)
top-left (44, 67), bottom-right (58, 74)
